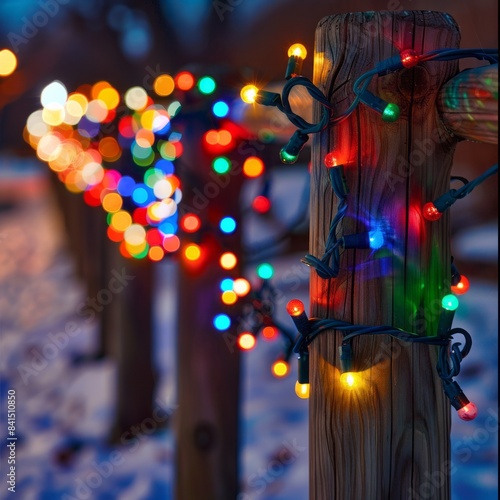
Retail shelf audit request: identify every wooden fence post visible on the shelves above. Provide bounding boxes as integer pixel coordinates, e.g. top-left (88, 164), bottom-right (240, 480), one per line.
top-left (310, 11), bottom-right (462, 499)
top-left (174, 119), bottom-right (242, 500)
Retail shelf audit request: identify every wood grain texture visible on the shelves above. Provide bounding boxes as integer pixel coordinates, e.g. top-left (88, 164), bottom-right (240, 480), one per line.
top-left (438, 63), bottom-right (498, 144)
top-left (310, 11), bottom-right (461, 499)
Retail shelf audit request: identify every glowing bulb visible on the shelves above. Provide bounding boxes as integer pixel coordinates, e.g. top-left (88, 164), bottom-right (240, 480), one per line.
top-left (287, 43), bottom-right (307, 59)
top-left (272, 360), bottom-right (289, 378)
top-left (286, 299), bottom-right (304, 317)
top-left (252, 195), bottom-right (271, 214)
top-left (368, 229), bottom-right (384, 250)
top-left (180, 214), bottom-right (201, 233)
top-left (382, 103), bottom-right (400, 122)
top-left (212, 101), bottom-right (229, 118)
top-left (233, 278), bottom-right (251, 297)
top-left (41, 80), bottom-right (68, 108)
top-left (212, 156), bottom-right (231, 174)
top-left (220, 252), bottom-right (237, 270)
top-left (423, 202), bottom-right (442, 221)
top-left (256, 263), bottom-right (274, 280)
top-left (457, 402), bottom-right (478, 421)
top-left (340, 372), bottom-right (358, 389)
top-left (197, 76), bottom-right (216, 95)
top-left (442, 294), bottom-right (459, 311)
top-left (0, 49), bottom-right (17, 76)
top-left (185, 244), bottom-right (202, 261)
top-left (213, 314), bottom-right (231, 331)
top-left (262, 326), bottom-right (278, 340)
top-left (280, 149), bottom-right (299, 164)
top-left (451, 275), bottom-right (470, 295)
top-left (295, 381), bottom-right (310, 399)
top-left (323, 153), bottom-right (339, 167)
top-left (175, 71), bottom-right (195, 91)
top-left (400, 49), bottom-right (420, 68)
top-left (222, 290), bottom-right (238, 305)
top-left (243, 157), bottom-right (264, 178)
top-left (240, 84), bottom-right (259, 104)
top-left (219, 217), bottom-right (236, 234)
top-left (238, 333), bottom-right (256, 350)
top-left (220, 278), bottom-right (234, 292)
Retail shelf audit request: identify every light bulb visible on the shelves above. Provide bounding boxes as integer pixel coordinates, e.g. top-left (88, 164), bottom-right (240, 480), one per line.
top-left (323, 152), bottom-right (339, 167)
top-left (400, 49), bottom-right (420, 68)
top-left (279, 130), bottom-right (309, 164)
top-left (458, 402), bottom-right (478, 421)
top-left (423, 202), bottom-right (442, 221)
top-left (287, 43), bottom-right (307, 59)
top-left (256, 263), bottom-right (274, 280)
top-left (451, 275), bottom-right (470, 295)
top-left (240, 84), bottom-right (259, 104)
top-left (272, 360), bottom-right (289, 378)
top-left (382, 103), bottom-right (400, 122)
top-left (184, 244), bottom-right (202, 261)
top-left (442, 294), bottom-right (459, 311)
top-left (213, 314), bottom-right (231, 331)
top-left (368, 229), bottom-right (384, 250)
top-left (358, 89), bottom-right (400, 122)
top-left (286, 299), bottom-right (304, 317)
top-left (262, 326), bottom-right (279, 340)
top-left (340, 372), bottom-right (358, 389)
top-left (295, 381), bottom-right (310, 399)
top-left (233, 278), bottom-right (251, 297)
top-left (238, 332), bottom-right (256, 350)
top-left (252, 195), bottom-right (271, 214)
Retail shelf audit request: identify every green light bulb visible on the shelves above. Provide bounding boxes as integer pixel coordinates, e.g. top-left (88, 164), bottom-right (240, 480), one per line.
top-left (382, 103), bottom-right (400, 122)
top-left (212, 157), bottom-right (231, 174)
top-left (279, 148), bottom-right (299, 164)
top-left (256, 263), bottom-right (274, 280)
top-left (197, 76), bottom-right (216, 95)
top-left (442, 294), bottom-right (459, 311)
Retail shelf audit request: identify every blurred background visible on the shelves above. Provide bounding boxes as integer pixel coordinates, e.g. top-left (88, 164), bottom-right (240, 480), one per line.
top-left (0, 1), bottom-right (497, 499)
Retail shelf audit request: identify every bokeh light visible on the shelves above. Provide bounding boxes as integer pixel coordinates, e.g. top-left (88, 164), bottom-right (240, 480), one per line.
top-left (0, 49), bottom-right (17, 76)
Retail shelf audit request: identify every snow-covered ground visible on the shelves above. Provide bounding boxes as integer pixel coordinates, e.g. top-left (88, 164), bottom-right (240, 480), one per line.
top-left (0, 159), bottom-right (497, 499)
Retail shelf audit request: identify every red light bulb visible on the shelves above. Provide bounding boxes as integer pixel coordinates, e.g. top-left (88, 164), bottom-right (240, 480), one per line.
top-left (423, 202), bottom-right (442, 221)
top-left (286, 299), bottom-right (305, 317)
top-left (252, 195), bottom-right (271, 214)
top-left (324, 152), bottom-right (338, 168)
top-left (400, 49), bottom-right (420, 68)
top-left (262, 326), bottom-right (278, 340)
top-left (458, 402), bottom-right (478, 421)
top-left (451, 275), bottom-right (470, 295)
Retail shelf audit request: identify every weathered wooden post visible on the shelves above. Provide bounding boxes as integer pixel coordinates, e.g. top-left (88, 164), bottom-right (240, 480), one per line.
top-left (309, 11), bottom-right (465, 499)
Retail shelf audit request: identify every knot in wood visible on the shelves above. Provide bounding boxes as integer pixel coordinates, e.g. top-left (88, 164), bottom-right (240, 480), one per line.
top-left (397, 66), bottom-right (431, 100)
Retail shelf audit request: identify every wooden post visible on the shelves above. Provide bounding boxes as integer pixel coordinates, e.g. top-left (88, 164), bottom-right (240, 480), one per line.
top-left (310, 11), bottom-right (462, 499)
top-left (174, 118), bottom-right (242, 500)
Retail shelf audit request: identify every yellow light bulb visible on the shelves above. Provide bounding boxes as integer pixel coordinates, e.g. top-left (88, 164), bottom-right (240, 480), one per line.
top-left (295, 381), bottom-right (310, 399)
top-left (340, 372), bottom-right (358, 390)
top-left (272, 361), bottom-right (289, 378)
top-left (287, 43), bottom-right (307, 59)
top-left (240, 84), bottom-right (259, 104)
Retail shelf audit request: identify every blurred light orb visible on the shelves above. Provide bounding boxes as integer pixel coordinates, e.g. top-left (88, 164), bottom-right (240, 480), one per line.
top-left (154, 74), bottom-right (175, 96)
top-left (124, 86), bottom-right (148, 110)
top-left (0, 49), bottom-right (17, 76)
top-left (41, 81), bottom-right (68, 108)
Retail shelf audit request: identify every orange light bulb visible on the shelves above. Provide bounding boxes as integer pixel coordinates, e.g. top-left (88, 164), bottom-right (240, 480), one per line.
top-left (286, 299), bottom-right (305, 317)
